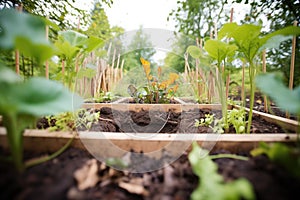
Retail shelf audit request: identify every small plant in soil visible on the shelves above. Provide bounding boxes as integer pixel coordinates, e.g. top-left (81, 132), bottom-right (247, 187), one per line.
top-left (189, 142), bottom-right (255, 200)
top-left (128, 57), bottom-right (179, 103)
top-left (195, 108), bottom-right (246, 133)
top-left (85, 91), bottom-right (115, 103)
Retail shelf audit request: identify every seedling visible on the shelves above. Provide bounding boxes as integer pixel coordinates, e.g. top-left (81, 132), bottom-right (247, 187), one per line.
top-left (195, 108), bottom-right (246, 134)
top-left (127, 58), bottom-right (179, 103)
top-left (189, 142), bottom-right (255, 200)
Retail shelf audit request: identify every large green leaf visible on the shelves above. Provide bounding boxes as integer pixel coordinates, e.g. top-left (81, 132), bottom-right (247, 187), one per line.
top-left (15, 37), bottom-right (55, 64)
top-left (256, 73), bottom-right (300, 115)
top-left (259, 26), bottom-right (300, 51)
top-left (59, 30), bottom-right (88, 47)
top-left (0, 9), bottom-right (48, 49)
top-left (0, 65), bottom-right (21, 84)
top-left (204, 40), bottom-right (238, 64)
top-left (0, 77), bottom-right (83, 116)
top-left (186, 45), bottom-right (202, 59)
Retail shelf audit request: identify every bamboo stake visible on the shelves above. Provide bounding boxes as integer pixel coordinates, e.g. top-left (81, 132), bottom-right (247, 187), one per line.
top-left (45, 17), bottom-right (49, 79)
top-left (241, 62), bottom-right (245, 107)
top-left (120, 59), bottom-right (124, 79)
top-left (230, 8), bottom-right (234, 23)
top-left (15, 5), bottom-right (23, 75)
top-left (225, 7), bottom-right (234, 100)
top-left (262, 50), bottom-right (268, 113)
top-left (286, 20), bottom-right (298, 118)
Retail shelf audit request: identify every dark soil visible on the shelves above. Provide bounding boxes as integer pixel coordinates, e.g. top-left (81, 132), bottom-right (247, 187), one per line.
top-left (37, 106), bottom-right (291, 133)
top-left (229, 91), bottom-right (298, 120)
top-left (1, 147), bottom-right (300, 200)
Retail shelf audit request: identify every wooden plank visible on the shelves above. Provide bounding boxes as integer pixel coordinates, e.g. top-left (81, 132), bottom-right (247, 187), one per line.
top-left (233, 105), bottom-right (299, 132)
top-left (0, 128), bottom-right (297, 154)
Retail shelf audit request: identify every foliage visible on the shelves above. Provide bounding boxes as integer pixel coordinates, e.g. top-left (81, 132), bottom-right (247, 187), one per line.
top-left (195, 108), bottom-right (246, 133)
top-left (188, 142), bottom-right (255, 200)
top-left (251, 142), bottom-right (300, 178)
top-left (0, 0), bottom-right (112, 30)
top-left (164, 34), bottom-right (195, 73)
top-left (218, 22), bottom-right (300, 133)
top-left (47, 109), bottom-right (100, 131)
top-left (127, 58), bottom-right (179, 103)
top-left (85, 2), bottom-right (124, 60)
top-left (0, 8), bottom-right (83, 172)
top-left (85, 91), bottom-right (115, 103)
top-left (168, 0), bottom-right (228, 38)
top-left (53, 30), bottom-right (103, 89)
top-left (0, 9), bottom-right (54, 65)
top-left (256, 72), bottom-right (300, 116)
top-left (121, 26), bottom-right (156, 71)
top-left (234, 0), bottom-right (300, 87)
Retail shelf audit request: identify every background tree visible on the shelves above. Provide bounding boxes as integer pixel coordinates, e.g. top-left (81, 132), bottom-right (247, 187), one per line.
top-left (168, 0), bottom-right (229, 39)
top-left (234, 0), bottom-right (300, 87)
top-left (121, 26), bottom-right (156, 71)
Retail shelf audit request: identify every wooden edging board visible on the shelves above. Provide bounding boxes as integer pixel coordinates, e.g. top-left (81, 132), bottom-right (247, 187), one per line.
top-left (0, 128), bottom-right (297, 154)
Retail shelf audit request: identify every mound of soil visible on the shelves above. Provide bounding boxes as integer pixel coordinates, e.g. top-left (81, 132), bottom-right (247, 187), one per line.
top-left (1, 147), bottom-right (299, 200)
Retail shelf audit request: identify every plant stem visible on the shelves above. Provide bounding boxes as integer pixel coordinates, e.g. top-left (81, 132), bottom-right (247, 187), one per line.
top-left (246, 61), bottom-right (256, 133)
top-left (210, 154), bottom-right (249, 161)
top-left (25, 136), bottom-right (74, 168)
top-left (3, 113), bottom-right (24, 172)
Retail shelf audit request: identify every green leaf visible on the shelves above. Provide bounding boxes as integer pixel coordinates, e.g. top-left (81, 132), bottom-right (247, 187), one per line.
top-left (59, 30), bottom-right (88, 47)
top-left (0, 9), bottom-right (48, 49)
top-left (15, 37), bottom-right (54, 65)
top-left (186, 45), bottom-right (202, 59)
top-left (204, 39), bottom-right (238, 64)
top-left (188, 142), bottom-right (255, 200)
top-left (0, 66), bottom-right (22, 84)
top-left (255, 73), bottom-right (300, 115)
top-left (1, 77), bottom-right (83, 116)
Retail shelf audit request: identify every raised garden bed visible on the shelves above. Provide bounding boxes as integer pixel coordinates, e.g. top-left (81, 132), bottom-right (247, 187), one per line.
top-left (1, 100), bottom-right (299, 199)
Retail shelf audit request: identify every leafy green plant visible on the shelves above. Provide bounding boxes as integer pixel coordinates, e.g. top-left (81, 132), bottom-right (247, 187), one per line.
top-left (54, 30), bottom-right (103, 90)
top-left (188, 142), bottom-right (255, 200)
top-left (187, 39), bottom-right (237, 131)
top-left (195, 108), bottom-right (246, 133)
top-left (0, 9), bottom-right (84, 172)
top-left (251, 142), bottom-right (300, 178)
top-left (218, 22), bottom-right (300, 133)
top-left (0, 67), bottom-right (83, 172)
top-left (227, 108), bottom-right (246, 134)
top-left (127, 58), bottom-right (180, 103)
top-left (85, 91), bottom-right (115, 103)
top-left (46, 109), bottom-right (100, 131)
top-left (256, 73), bottom-right (300, 117)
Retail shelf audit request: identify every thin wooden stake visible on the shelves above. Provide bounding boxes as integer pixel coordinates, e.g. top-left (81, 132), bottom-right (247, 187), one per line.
top-left (15, 5), bottom-right (23, 75)
top-left (242, 62), bottom-right (245, 107)
top-left (262, 50), bottom-right (268, 113)
top-left (45, 17), bottom-right (49, 79)
top-left (230, 8), bottom-right (234, 23)
top-left (286, 20), bottom-right (298, 118)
